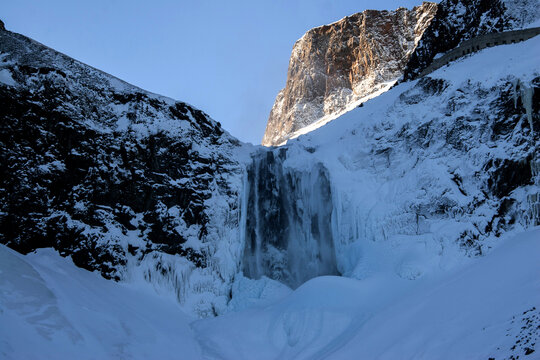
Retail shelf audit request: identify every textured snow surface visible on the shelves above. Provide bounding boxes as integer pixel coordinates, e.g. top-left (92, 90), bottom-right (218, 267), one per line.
top-left (245, 35), bottom-right (539, 285)
top-left (503, 0), bottom-right (540, 28)
top-left (2, 228), bottom-right (538, 359)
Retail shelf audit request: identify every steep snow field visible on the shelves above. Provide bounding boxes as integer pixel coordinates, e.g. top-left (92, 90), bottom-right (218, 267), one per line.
top-left (2, 228), bottom-right (538, 359)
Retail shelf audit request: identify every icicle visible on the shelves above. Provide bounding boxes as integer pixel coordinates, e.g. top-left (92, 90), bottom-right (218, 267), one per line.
top-left (512, 78), bottom-right (520, 109)
top-left (515, 79), bottom-right (540, 227)
top-left (521, 82), bottom-right (534, 137)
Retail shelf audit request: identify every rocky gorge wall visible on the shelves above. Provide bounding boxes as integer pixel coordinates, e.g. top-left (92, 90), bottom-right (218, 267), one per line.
top-left (0, 25), bottom-right (248, 317)
top-left (263, 0), bottom-right (540, 147)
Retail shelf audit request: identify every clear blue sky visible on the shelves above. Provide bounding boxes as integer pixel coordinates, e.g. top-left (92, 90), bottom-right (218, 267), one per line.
top-left (1, 0), bottom-right (424, 144)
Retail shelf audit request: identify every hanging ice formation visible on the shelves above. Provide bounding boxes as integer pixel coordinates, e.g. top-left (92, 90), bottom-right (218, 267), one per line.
top-left (241, 148), bottom-right (339, 288)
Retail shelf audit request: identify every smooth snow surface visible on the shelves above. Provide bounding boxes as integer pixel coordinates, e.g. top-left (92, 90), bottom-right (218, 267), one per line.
top-left (193, 229), bottom-right (540, 360)
top-left (0, 245), bottom-right (202, 360)
top-left (2, 229), bottom-right (539, 359)
top-left (281, 81), bottom-right (397, 145)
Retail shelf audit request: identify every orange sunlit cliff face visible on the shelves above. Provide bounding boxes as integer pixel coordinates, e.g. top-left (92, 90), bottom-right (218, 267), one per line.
top-left (262, 2), bottom-right (437, 146)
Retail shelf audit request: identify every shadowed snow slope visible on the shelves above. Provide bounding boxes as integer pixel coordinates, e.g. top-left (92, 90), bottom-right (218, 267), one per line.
top-left (1, 229), bottom-right (538, 359)
top-left (0, 244), bottom-right (202, 359)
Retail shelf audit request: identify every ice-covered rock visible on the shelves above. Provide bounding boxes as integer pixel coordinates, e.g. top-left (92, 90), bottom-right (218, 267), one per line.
top-left (241, 149), bottom-right (338, 288)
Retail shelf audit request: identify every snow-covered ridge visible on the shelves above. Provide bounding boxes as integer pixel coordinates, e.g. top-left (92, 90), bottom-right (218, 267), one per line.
top-left (0, 24), bottom-right (253, 317)
top-left (279, 80), bottom-right (396, 145)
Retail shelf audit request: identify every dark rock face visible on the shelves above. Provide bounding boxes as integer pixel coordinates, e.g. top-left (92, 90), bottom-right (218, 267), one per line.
top-left (403, 0), bottom-right (513, 80)
top-left (262, 3), bottom-right (438, 146)
top-left (0, 27), bottom-right (242, 281)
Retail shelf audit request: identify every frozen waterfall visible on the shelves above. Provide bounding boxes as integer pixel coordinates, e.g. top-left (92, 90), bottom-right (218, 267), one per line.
top-left (241, 149), bottom-right (339, 288)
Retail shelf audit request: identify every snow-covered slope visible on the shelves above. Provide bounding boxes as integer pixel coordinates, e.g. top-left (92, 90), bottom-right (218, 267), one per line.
top-left (2, 228), bottom-right (538, 360)
top-left (0, 244), bottom-right (202, 359)
top-left (243, 35), bottom-right (539, 289)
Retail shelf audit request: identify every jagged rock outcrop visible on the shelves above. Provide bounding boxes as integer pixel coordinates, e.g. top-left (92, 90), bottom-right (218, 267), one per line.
top-left (262, 2), bottom-right (438, 146)
top-left (403, 0), bottom-right (540, 80)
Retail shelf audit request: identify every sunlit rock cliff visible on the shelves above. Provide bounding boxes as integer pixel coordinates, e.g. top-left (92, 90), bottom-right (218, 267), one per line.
top-left (262, 3), bottom-right (438, 146)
